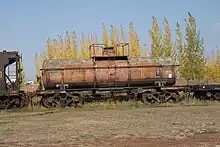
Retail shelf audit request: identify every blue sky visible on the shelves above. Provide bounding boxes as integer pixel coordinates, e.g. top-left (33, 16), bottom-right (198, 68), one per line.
top-left (0, 0), bottom-right (220, 80)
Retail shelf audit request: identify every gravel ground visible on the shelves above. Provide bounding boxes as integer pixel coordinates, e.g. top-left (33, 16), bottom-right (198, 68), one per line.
top-left (0, 105), bottom-right (220, 147)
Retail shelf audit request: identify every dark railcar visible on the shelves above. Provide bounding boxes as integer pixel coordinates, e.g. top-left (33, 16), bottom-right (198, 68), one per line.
top-left (0, 50), bottom-right (28, 109)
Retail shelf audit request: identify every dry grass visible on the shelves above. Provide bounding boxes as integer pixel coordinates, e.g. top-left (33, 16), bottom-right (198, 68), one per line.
top-left (1, 99), bottom-right (220, 147)
top-left (16, 97), bottom-right (220, 114)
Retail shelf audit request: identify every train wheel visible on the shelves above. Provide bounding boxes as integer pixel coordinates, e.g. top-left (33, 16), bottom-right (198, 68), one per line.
top-left (213, 92), bottom-right (220, 100)
top-left (66, 96), bottom-right (74, 107)
top-left (65, 95), bottom-right (79, 108)
top-left (40, 94), bottom-right (81, 108)
top-left (158, 92), bottom-right (166, 103)
top-left (41, 96), bottom-right (56, 108)
top-left (79, 95), bottom-right (85, 106)
top-left (161, 91), bottom-right (184, 103)
top-left (58, 95), bottom-right (68, 108)
top-left (141, 93), bottom-right (150, 104)
top-left (4, 96), bottom-right (26, 109)
top-left (73, 95), bottom-right (80, 107)
top-left (142, 92), bottom-right (160, 104)
top-left (175, 91), bottom-right (186, 102)
top-left (162, 91), bottom-right (177, 103)
top-left (163, 91), bottom-right (173, 103)
top-left (1, 98), bottom-right (9, 109)
top-left (15, 96), bottom-right (25, 109)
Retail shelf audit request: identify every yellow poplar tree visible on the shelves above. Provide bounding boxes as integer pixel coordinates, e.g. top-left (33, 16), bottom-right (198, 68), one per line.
top-left (110, 25), bottom-right (122, 56)
top-left (215, 47), bottom-right (220, 82)
top-left (80, 33), bottom-right (87, 59)
top-left (85, 34), bottom-right (92, 58)
top-left (34, 54), bottom-right (40, 80)
top-left (57, 35), bottom-right (64, 58)
top-left (163, 18), bottom-right (173, 57)
top-left (204, 54), bottom-right (210, 82)
top-left (40, 52), bottom-right (47, 89)
top-left (93, 34), bottom-right (102, 56)
top-left (205, 50), bottom-right (214, 82)
top-left (129, 22), bottom-right (140, 57)
top-left (110, 25), bottom-right (117, 46)
top-left (134, 33), bottom-right (141, 57)
top-left (64, 31), bottom-right (74, 59)
top-left (34, 51), bottom-right (47, 89)
top-left (149, 16), bottom-right (163, 57)
top-left (175, 22), bottom-right (184, 80)
top-left (40, 51), bottom-right (48, 67)
top-left (18, 52), bottom-right (26, 89)
top-left (115, 27), bottom-right (121, 56)
top-left (175, 22), bottom-right (183, 62)
top-left (34, 54), bottom-right (42, 88)
top-left (129, 22), bottom-right (136, 57)
top-left (92, 34), bottom-right (99, 44)
top-left (46, 38), bottom-right (54, 59)
top-left (209, 50), bottom-right (215, 81)
top-left (102, 23), bottom-right (108, 45)
top-left (89, 34), bottom-right (99, 57)
top-left (120, 25), bottom-right (127, 56)
top-left (52, 39), bottom-right (58, 59)
top-left (71, 31), bottom-right (78, 58)
top-left (207, 47), bottom-right (220, 82)
top-left (182, 12), bottom-right (206, 81)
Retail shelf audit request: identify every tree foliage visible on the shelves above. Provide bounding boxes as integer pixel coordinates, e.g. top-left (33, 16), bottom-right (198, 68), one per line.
top-left (18, 52), bottom-right (26, 88)
top-left (174, 22), bottom-right (184, 79)
top-left (205, 46), bottom-right (220, 82)
top-left (180, 12), bottom-right (206, 81)
top-left (175, 22), bottom-right (184, 64)
top-left (102, 23), bottom-right (109, 46)
top-left (163, 18), bottom-right (173, 57)
top-left (129, 22), bottom-right (141, 57)
top-left (149, 16), bottom-right (163, 57)
top-left (120, 25), bottom-right (127, 56)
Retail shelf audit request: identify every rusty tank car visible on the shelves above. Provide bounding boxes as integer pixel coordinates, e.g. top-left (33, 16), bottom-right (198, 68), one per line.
top-left (37, 43), bottom-right (181, 108)
top-left (41, 44), bottom-right (176, 90)
top-left (41, 56), bottom-right (175, 90)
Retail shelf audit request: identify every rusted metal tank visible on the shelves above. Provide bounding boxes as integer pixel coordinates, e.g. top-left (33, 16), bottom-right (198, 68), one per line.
top-left (41, 56), bottom-right (176, 90)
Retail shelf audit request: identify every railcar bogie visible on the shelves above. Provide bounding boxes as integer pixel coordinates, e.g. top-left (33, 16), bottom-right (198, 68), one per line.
top-left (38, 91), bottom-right (81, 108)
top-left (0, 92), bottom-right (28, 109)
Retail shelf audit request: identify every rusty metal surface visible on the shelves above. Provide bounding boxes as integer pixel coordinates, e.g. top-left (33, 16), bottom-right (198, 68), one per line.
top-left (42, 57), bottom-right (175, 69)
top-left (41, 56), bottom-right (176, 89)
top-left (89, 43), bottom-right (130, 57)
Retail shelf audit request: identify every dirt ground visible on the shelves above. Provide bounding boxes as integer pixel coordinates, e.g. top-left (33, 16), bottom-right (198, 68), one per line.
top-left (1, 105), bottom-right (220, 147)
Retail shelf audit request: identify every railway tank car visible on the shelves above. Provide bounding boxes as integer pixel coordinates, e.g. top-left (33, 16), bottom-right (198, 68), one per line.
top-left (37, 43), bottom-right (180, 108)
top-left (41, 46), bottom-right (176, 90)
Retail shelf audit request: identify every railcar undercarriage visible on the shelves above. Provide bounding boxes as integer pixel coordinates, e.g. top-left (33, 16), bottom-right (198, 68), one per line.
top-left (34, 84), bottom-right (220, 109)
top-left (0, 91), bottom-right (29, 109)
